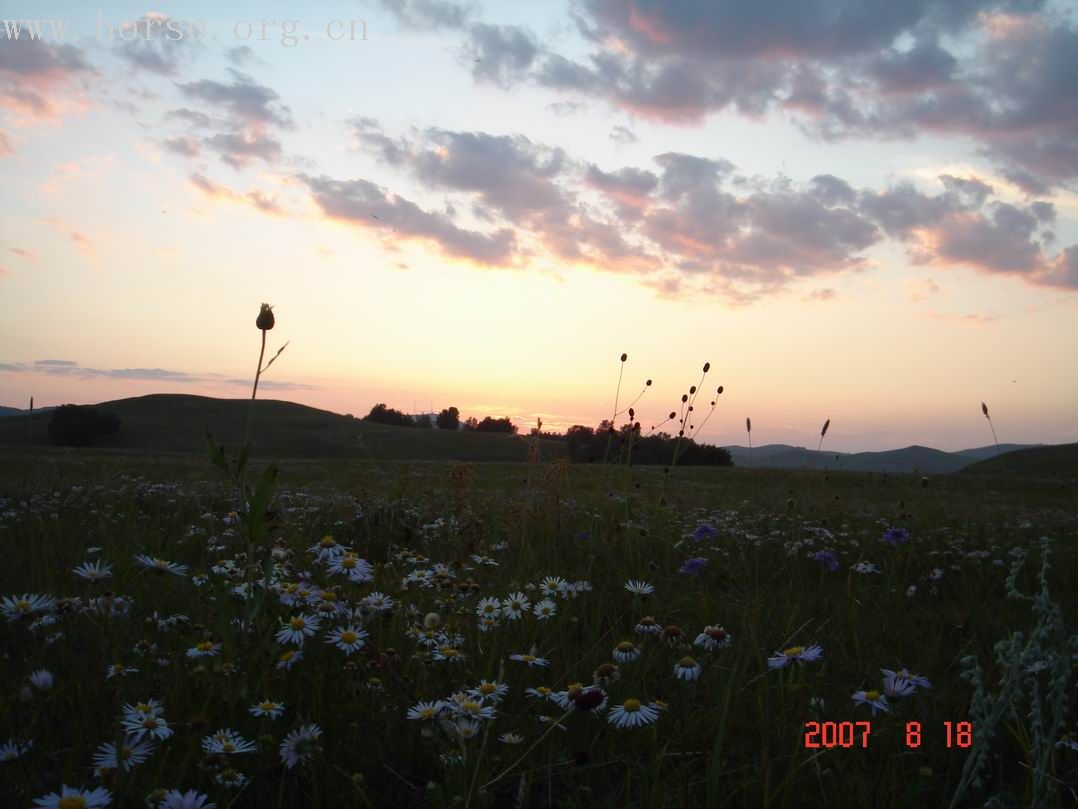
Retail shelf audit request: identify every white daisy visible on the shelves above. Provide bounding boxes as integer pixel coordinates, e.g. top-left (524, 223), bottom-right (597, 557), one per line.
top-left (275, 614), bottom-right (320, 646)
top-left (325, 625), bottom-right (368, 655)
top-left (134, 555), bottom-right (189, 576)
top-left (29, 669), bottom-right (54, 690)
top-left (532, 598), bottom-right (557, 620)
top-left (121, 713), bottom-right (172, 741)
top-left (406, 700), bottom-right (446, 721)
top-left (674, 656), bottom-right (701, 682)
top-left (501, 592), bottom-right (529, 620)
top-left (613, 641), bottom-right (641, 663)
top-left (92, 736), bottom-right (154, 774)
top-left (73, 560), bottom-right (113, 582)
top-left (326, 553), bottom-right (374, 583)
top-left (467, 680), bottom-right (509, 703)
top-left (105, 663), bottom-right (140, 678)
top-left (694, 625), bottom-right (733, 652)
top-left (475, 597), bottom-right (501, 619)
top-left (279, 724), bottom-right (322, 769)
top-left (32, 785), bottom-right (112, 808)
top-left (158, 788), bottom-right (216, 808)
top-left (624, 580), bottom-right (655, 596)
top-left (276, 648), bottom-right (304, 670)
top-left (851, 689), bottom-right (891, 716)
top-left (510, 652), bottom-right (550, 668)
top-left (767, 643), bottom-right (824, 669)
top-left (361, 591), bottom-right (394, 613)
top-left (2, 593), bottom-right (56, 622)
top-left (249, 700), bottom-right (285, 719)
top-left (0, 738), bottom-right (32, 762)
top-left (201, 729), bottom-right (257, 755)
top-left (607, 698), bottom-right (660, 729)
top-left (185, 641), bottom-right (221, 658)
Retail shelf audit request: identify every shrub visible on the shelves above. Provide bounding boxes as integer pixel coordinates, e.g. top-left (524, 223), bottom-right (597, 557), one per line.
top-left (47, 404), bottom-right (122, 447)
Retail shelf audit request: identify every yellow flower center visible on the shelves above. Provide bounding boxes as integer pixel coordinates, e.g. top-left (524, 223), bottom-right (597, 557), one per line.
top-left (622, 699), bottom-right (641, 712)
top-left (679, 657), bottom-right (696, 668)
top-left (289, 618), bottom-right (305, 630)
top-left (260, 701), bottom-right (277, 711)
top-left (462, 700), bottom-right (481, 714)
top-left (864, 690), bottom-right (881, 701)
top-left (58, 798), bottom-right (86, 809)
top-left (118, 746), bottom-right (133, 761)
top-left (340, 631), bottom-right (358, 644)
top-left (196, 641), bottom-right (213, 652)
top-left (135, 702), bottom-right (151, 714)
top-left (420, 707), bottom-right (436, 718)
top-left (15, 599), bottom-right (30, 611)
top-left (319, 536), bottom-right (336, 547)
top-left (222, 742), bottom-right (236, 752)
top-left (616, 642), bottom-right (635, 652)
top-left (342, 557), bottom-right (357, 569)
top-left (320, 591), bottom-right (337, 601)
top-left (279, 650), bottom-right (296, 662)
top-left (143, 718), bottom-right (159, 729)
top-left (784, 646), bottom-right (804, 657)
top-left (537, 686), bottom-right (552, 696)
top-left (440, 647), bottom-right (459, 658)
top-left (478, 683), bottom-right (496, 695)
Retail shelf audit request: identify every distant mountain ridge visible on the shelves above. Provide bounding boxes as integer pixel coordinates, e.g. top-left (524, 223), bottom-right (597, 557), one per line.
top-left (722, 442), bottom-right (1038, 474)
top-left (0, 405), bottom-right (55, 417)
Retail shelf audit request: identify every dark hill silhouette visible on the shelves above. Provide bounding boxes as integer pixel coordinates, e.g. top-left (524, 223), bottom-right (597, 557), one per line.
top-left (0, 394), bottom-right (567, 462)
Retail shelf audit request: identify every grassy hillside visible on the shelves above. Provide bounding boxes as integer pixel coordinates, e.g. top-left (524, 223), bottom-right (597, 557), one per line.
top-left (0, 394), bottom-right (569, 462)
top-left (962, 442), bottom-right (1078, 478)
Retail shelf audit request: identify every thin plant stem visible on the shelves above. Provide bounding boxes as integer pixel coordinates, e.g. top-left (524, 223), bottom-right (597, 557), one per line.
top-left (245, 328), bottom-right (268, 451)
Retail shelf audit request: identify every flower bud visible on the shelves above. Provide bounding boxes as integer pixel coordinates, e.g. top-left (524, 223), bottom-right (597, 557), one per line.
top-left (256, 303), bottom-right (275, 330)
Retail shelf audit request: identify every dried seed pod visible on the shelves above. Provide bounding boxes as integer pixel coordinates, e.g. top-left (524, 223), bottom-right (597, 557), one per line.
top-left (256, 303), bottom-right (275, 330)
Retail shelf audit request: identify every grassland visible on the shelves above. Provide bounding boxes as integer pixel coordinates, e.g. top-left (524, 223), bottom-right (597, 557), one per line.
top-left (0, 445), bottom-right (1075, 809)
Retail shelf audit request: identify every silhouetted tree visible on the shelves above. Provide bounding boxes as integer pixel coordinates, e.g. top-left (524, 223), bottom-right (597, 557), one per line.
top-left (566, 425), bottom-right (595, 451)
top-left (363, 403), bottom-right (415, 427)
top-left (48, 404), bottom-right (121, 447)
top-left (436, 407), bottom-right (460, 430)
top-left (476, 416), bottom-right (517, 434)
top-left (462, 417), bottom-right (479, 432)
top-left (566, 421), bottom-right (731, 466)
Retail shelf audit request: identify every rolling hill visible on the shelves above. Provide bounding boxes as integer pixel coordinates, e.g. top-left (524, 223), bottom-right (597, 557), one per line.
top-left (0, 394), bottom-right (569, 462)
top-left (961, 443), bottom-right (1078, 478)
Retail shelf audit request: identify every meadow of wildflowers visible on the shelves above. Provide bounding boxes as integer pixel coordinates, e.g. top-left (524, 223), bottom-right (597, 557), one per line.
top-left (0, 449), bottom-right (1076, 808)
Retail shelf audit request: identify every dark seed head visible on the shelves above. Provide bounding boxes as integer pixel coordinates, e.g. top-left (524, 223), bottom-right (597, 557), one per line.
top-left (620, 353), bottom-right (627, 362)
top-left (256, 303), bottom-right (275, 330)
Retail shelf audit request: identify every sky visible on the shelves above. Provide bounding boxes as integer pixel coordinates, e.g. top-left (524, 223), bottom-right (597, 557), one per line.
top-left (1, 0), bottom-right (1077, 452)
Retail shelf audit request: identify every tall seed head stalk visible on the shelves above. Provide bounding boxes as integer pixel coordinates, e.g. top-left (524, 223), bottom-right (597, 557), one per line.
top-left (981, 401), bottom-right (999, 447)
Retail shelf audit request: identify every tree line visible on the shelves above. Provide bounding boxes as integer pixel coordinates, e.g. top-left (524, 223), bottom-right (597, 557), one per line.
top-left (361, 405), bottom-right (731, 466)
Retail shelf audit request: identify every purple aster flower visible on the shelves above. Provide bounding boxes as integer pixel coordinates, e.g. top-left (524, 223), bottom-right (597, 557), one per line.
top-left (693, 523), bottom-right (717, 542)
top-left (679, 557), bottom-right (708, 577)
top-left (881, 527), bottom-right (910, 547)
top-left (812, 550), bottom-right (840, 572)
